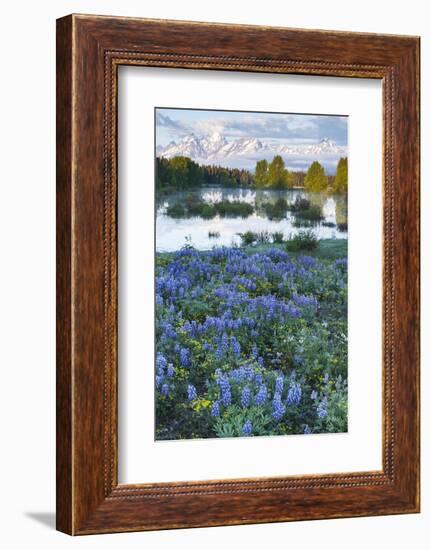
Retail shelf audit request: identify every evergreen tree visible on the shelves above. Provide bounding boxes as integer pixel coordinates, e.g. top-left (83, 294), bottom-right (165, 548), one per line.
top-left (164, 156), bottom-right (203, 189)
top-left (333, 157), bottom-right (348, 193)
top-left (254, 159), bottom-right (269, 187)
top-left (304, 161), bottom-right (328, 192)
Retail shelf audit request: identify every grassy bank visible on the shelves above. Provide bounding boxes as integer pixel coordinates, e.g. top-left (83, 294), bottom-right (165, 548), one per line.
top-left (157, 239), bottom-right (347, 262)
top-left (241, 239), bottom-right (347, 260)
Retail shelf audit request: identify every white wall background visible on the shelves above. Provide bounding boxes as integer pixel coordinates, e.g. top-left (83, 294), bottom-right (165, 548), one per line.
top-left (0, 1), bottom-right (427, 548)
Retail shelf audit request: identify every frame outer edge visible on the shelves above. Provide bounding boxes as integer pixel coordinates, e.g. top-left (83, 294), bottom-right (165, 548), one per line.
top-left (392, 38), bottom-right (420, 511)
top-left (56, 14), bottom-right (74, 535)
top-left (57, 14), bottom-right (421, 535)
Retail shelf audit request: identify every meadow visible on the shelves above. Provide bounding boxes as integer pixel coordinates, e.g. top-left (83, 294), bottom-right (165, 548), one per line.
top-left (155, 240), bottom-right (347, 439)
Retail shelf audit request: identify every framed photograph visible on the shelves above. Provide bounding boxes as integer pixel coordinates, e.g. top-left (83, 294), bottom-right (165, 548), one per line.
top-left (56, 14), bottom-right (420, 535)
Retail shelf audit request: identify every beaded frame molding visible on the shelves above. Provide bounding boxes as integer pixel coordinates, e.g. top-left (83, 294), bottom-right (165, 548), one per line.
top-left (56, 14), bottom-right (420, 535)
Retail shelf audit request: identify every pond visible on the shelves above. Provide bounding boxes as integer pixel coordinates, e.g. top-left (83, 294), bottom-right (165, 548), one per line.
top-left (156, 187), bottom-right (347, 252)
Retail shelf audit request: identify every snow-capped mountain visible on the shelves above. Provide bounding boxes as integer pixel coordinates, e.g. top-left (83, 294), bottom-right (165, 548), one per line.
top-left (200, 131), bottom-right (228, 156)
top-left (157, 132), bottom-right (347, 172)
top-left (277, 137), bottom-right (343, 155)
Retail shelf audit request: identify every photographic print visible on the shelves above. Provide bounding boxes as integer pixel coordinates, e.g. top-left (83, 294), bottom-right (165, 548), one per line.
top-left (155, 107), bottom-right (348, 440)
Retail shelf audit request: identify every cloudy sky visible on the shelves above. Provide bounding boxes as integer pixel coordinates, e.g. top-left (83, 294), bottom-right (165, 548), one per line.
top-left (156, 107), bottom-right (348, 147)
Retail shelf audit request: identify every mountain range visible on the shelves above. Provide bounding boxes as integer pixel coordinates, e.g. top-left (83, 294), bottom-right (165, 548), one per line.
top-left (156, 132), bottom-right (347, 172)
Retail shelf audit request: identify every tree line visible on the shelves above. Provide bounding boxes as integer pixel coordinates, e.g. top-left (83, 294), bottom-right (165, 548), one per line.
top-left (156, 155), bottom-right (347, 193)
top-left (156, 156), bottom-right (253, 189)
top-left (255, 155), bottom-right (347, 193)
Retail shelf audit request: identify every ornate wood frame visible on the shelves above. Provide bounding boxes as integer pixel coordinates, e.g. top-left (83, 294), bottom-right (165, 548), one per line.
top-left (56, 14), bottom-right (420, 535)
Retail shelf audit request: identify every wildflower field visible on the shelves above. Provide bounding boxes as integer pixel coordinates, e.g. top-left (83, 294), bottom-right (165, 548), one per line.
top-left (155, 244), bottom-right (348, 440)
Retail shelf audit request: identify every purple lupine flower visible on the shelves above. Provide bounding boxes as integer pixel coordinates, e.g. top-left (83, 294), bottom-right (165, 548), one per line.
top-left (211, 401), bottom-right (220, 418)
top-left (167, 363), bottom-right (174, 378)
top-left (221, 332), bottom-right (229, 350)
top-left (187, 384), bottom-right (197, 401)
top-left (292, 292), bottom-right (318, 309)
top-left (218, 375), bottom-right (231, 407)
top-left (275, 375), bottom-right (284, 395)
top-left (161, 383), bottom-right (169, 396)
top-left (231, 336), bottom-right (241, 357)
top-left (241, 386), bottom-right (251, 408)
top-left (317, 397), bottom-right (328, 419)
top-left (242, 420), bottom-right (253, 436)
top-left (216, 332), bottom-right (229, 359)
top-left (286, 381), bottom-right (302, 406)
top-left (272, 392), bottom-right (285, 421)
top-left (180, 347), bottom-right (190, 367)
top-left (156, 352), bottom-right (167, 374)
top-left (255, 384), bottom-right (268, 406)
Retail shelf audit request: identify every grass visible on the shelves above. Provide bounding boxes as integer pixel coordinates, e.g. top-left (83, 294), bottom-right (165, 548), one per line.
top-left (241, 239), bottom-right (347, 260)
top-left (239, 230), bottom-right (285, 246)
top-left (237, 229), bottom-right (347, 258)
top-left (272, 231), bottom-right (284, 244)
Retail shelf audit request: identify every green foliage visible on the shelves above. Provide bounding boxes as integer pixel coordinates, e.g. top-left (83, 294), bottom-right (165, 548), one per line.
top-left (304, 161), bottom-right (328, 192)
top-left (271, 231), bottom-right (284, 244)
top-left (254, 159), bottom-right (269, 187)
top-left (216, 200), bottom-right (254, 218)
top-left (292, 218), bottom-right (315, 228)
top-left (295, 204), bottom-right (323, 221)
top-left (310, 239), bottom-right (347, 260)
top-left (285, 230), bottom-right (319, 252)
top-left (202, 164), bottom-right (254, 187)
top-left (166, 203), bottom-right (186, 217)
top-left (156, 156), bottom-right (254, 190)
top-left (267, 155), bottom-right (293, 189)
top-left (239, 231), bottom-right (257, 246)
top-left (256, 230), bottom-right (271, 244)
top-left (157, 154), bottom-right (342, 193)
top-left (166, 196), bottom-right (254, 219)
top-left (334, 195), bottom-right (348, 228)
top-left (288, 195), bottom-right (323, 226)
top-left (214, 406), bottom-right (273, 438)
top-left (288, 196), bottom-right (311, 212)
top-left (165, 156), bottom-right (203, 189)
top-left (155, 245), bottom-right (347, 439)
top-left (254, 156), bottom-right (293, 189)
top-left (262, 197), bottom-right (288, 219)
top-left (333, 157), bottom-right (348, 194)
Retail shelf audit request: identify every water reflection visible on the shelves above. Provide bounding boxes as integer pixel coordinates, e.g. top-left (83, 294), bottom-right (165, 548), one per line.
top-left (156, 187), bottom-right (347, 252)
